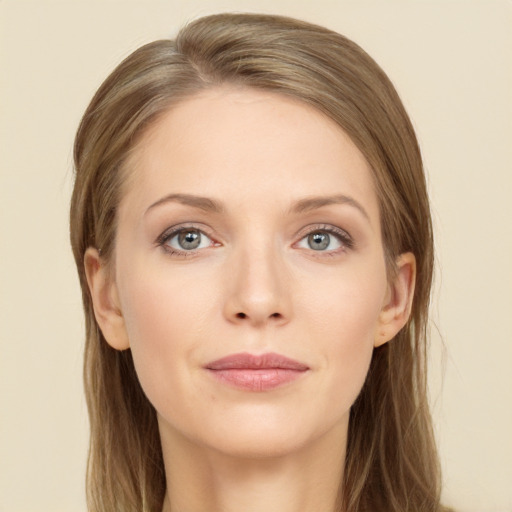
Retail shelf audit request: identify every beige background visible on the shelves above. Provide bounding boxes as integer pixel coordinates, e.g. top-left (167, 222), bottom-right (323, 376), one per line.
top-left (1, 0), bottom-right (511, 511)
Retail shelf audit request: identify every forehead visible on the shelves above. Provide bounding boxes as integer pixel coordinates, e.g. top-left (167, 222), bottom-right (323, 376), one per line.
top-left (121, 86), bottom-right (379, 224)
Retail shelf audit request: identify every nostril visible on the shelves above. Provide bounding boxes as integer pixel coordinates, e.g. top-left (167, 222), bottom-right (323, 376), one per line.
top-left (234, 312), bottom-right (282, 320)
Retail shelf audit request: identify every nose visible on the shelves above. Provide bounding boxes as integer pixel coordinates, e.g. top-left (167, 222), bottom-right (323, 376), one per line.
top-left (222, 241), bottom-right (292, 328)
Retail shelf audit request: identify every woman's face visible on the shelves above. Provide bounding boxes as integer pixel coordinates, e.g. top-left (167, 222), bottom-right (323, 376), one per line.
top-left (90, 87), bottom-right (410, 458)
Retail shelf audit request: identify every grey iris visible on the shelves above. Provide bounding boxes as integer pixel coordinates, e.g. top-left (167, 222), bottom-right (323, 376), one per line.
top-left (308, 232), bottom-right (330, 250)
top-left (178, 230), bottom-right (201, 250)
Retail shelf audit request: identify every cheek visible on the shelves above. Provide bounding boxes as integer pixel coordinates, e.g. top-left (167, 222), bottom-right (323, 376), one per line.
top-left (302, 258), bottom-right (386, 346)
top-left (302, 265), bottom-right (386, 409)
top-left (116, 266), bottom-right (211, 408)
top-left (117, 252), bottom-right (216, 343)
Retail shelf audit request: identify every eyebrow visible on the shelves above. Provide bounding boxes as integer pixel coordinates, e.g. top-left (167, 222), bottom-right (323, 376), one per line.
top-left (145, 192), bottom-right (369, 221)
top-left (290, 194), bottom-right (370, 221)
top-left (145, 193), bottom-right (225, 215)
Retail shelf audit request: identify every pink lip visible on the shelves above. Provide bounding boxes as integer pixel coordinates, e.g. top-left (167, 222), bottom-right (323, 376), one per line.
top-left (204, 352), bottom-right (309, 391)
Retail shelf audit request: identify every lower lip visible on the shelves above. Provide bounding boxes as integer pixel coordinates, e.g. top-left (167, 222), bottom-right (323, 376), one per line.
top-left (207, 368), bottom-right (307, 391)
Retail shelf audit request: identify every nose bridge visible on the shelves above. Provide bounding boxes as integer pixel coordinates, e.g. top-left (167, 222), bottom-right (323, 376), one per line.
top-left (224, 230), bottom-right (291, 326)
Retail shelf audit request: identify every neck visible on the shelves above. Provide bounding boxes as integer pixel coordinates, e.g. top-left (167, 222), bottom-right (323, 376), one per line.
top-left (159, 418), bottom-right (347, 512)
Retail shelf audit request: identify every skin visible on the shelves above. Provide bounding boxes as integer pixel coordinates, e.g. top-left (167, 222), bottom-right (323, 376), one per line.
top-left (85, 86), bottom-right (416, 512)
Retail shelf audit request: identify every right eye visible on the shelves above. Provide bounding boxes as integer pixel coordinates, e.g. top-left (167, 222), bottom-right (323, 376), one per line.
top-left (159, 227), bottom-right (215, 254)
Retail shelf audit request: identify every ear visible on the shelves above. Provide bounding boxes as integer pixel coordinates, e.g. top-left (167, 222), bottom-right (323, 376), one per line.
top-left (374, 252), bottom-right (416, 347)
top-left (84, 247), bottom-right (130, 351)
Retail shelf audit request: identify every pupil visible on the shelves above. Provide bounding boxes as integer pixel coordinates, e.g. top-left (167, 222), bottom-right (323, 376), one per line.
top-left (308, 232), bottom-right (329, 251)
top-left (179, 230), bottom-right (201, 249)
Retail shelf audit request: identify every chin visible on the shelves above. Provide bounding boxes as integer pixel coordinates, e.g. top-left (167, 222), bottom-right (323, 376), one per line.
top-left (189, 408), bottom-right (347, 461)
top-left (204, 431), bottom-right (311, 460)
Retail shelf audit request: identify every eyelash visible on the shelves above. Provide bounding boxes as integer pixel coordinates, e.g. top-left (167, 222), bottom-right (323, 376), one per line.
top-left (300, 224), bottom-right (354, 255)
top-left (155, 223), bottom-right (354, 258)
top-left (155, 223), bottom-right (217, 257)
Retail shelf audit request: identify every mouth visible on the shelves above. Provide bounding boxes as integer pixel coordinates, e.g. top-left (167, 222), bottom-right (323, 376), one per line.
top-left (204, 352), bottom-right (309, 391)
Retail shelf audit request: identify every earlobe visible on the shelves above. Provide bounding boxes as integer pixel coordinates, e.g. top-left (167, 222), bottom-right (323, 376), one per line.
top-left (84, 248), bottom-right (130, 351)
top-left (374, 252), bottom-right (416, 347)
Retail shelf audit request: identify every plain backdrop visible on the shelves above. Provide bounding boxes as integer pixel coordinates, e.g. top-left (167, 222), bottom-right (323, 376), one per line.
top-left (0, 1), bottom-right (511, 511)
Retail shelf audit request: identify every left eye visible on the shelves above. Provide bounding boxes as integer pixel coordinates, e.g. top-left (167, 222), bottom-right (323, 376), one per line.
top-left (296, 230), bottom-right (344, 251)
top-left (164, 228), bottom-right (214, 251)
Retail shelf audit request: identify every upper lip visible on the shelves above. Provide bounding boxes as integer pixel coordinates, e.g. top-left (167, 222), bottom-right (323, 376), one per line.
top-left (205, 352), bottom-right (309, 371)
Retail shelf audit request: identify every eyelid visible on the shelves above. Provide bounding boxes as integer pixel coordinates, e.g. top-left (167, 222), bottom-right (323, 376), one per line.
top-left (154, 222), bottom-right (354, 257)
top-left (294, 224), bottom-right (354, 251)
top-left (155, 223), bottom-right (219, 255)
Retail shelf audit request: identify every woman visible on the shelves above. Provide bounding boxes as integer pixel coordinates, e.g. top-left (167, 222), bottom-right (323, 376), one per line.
top-left (70, 12), bottom-right (448, 512)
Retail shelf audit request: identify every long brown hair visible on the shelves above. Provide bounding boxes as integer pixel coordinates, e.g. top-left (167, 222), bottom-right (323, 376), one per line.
top-left (70, 12), bottom-right (446, 512)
